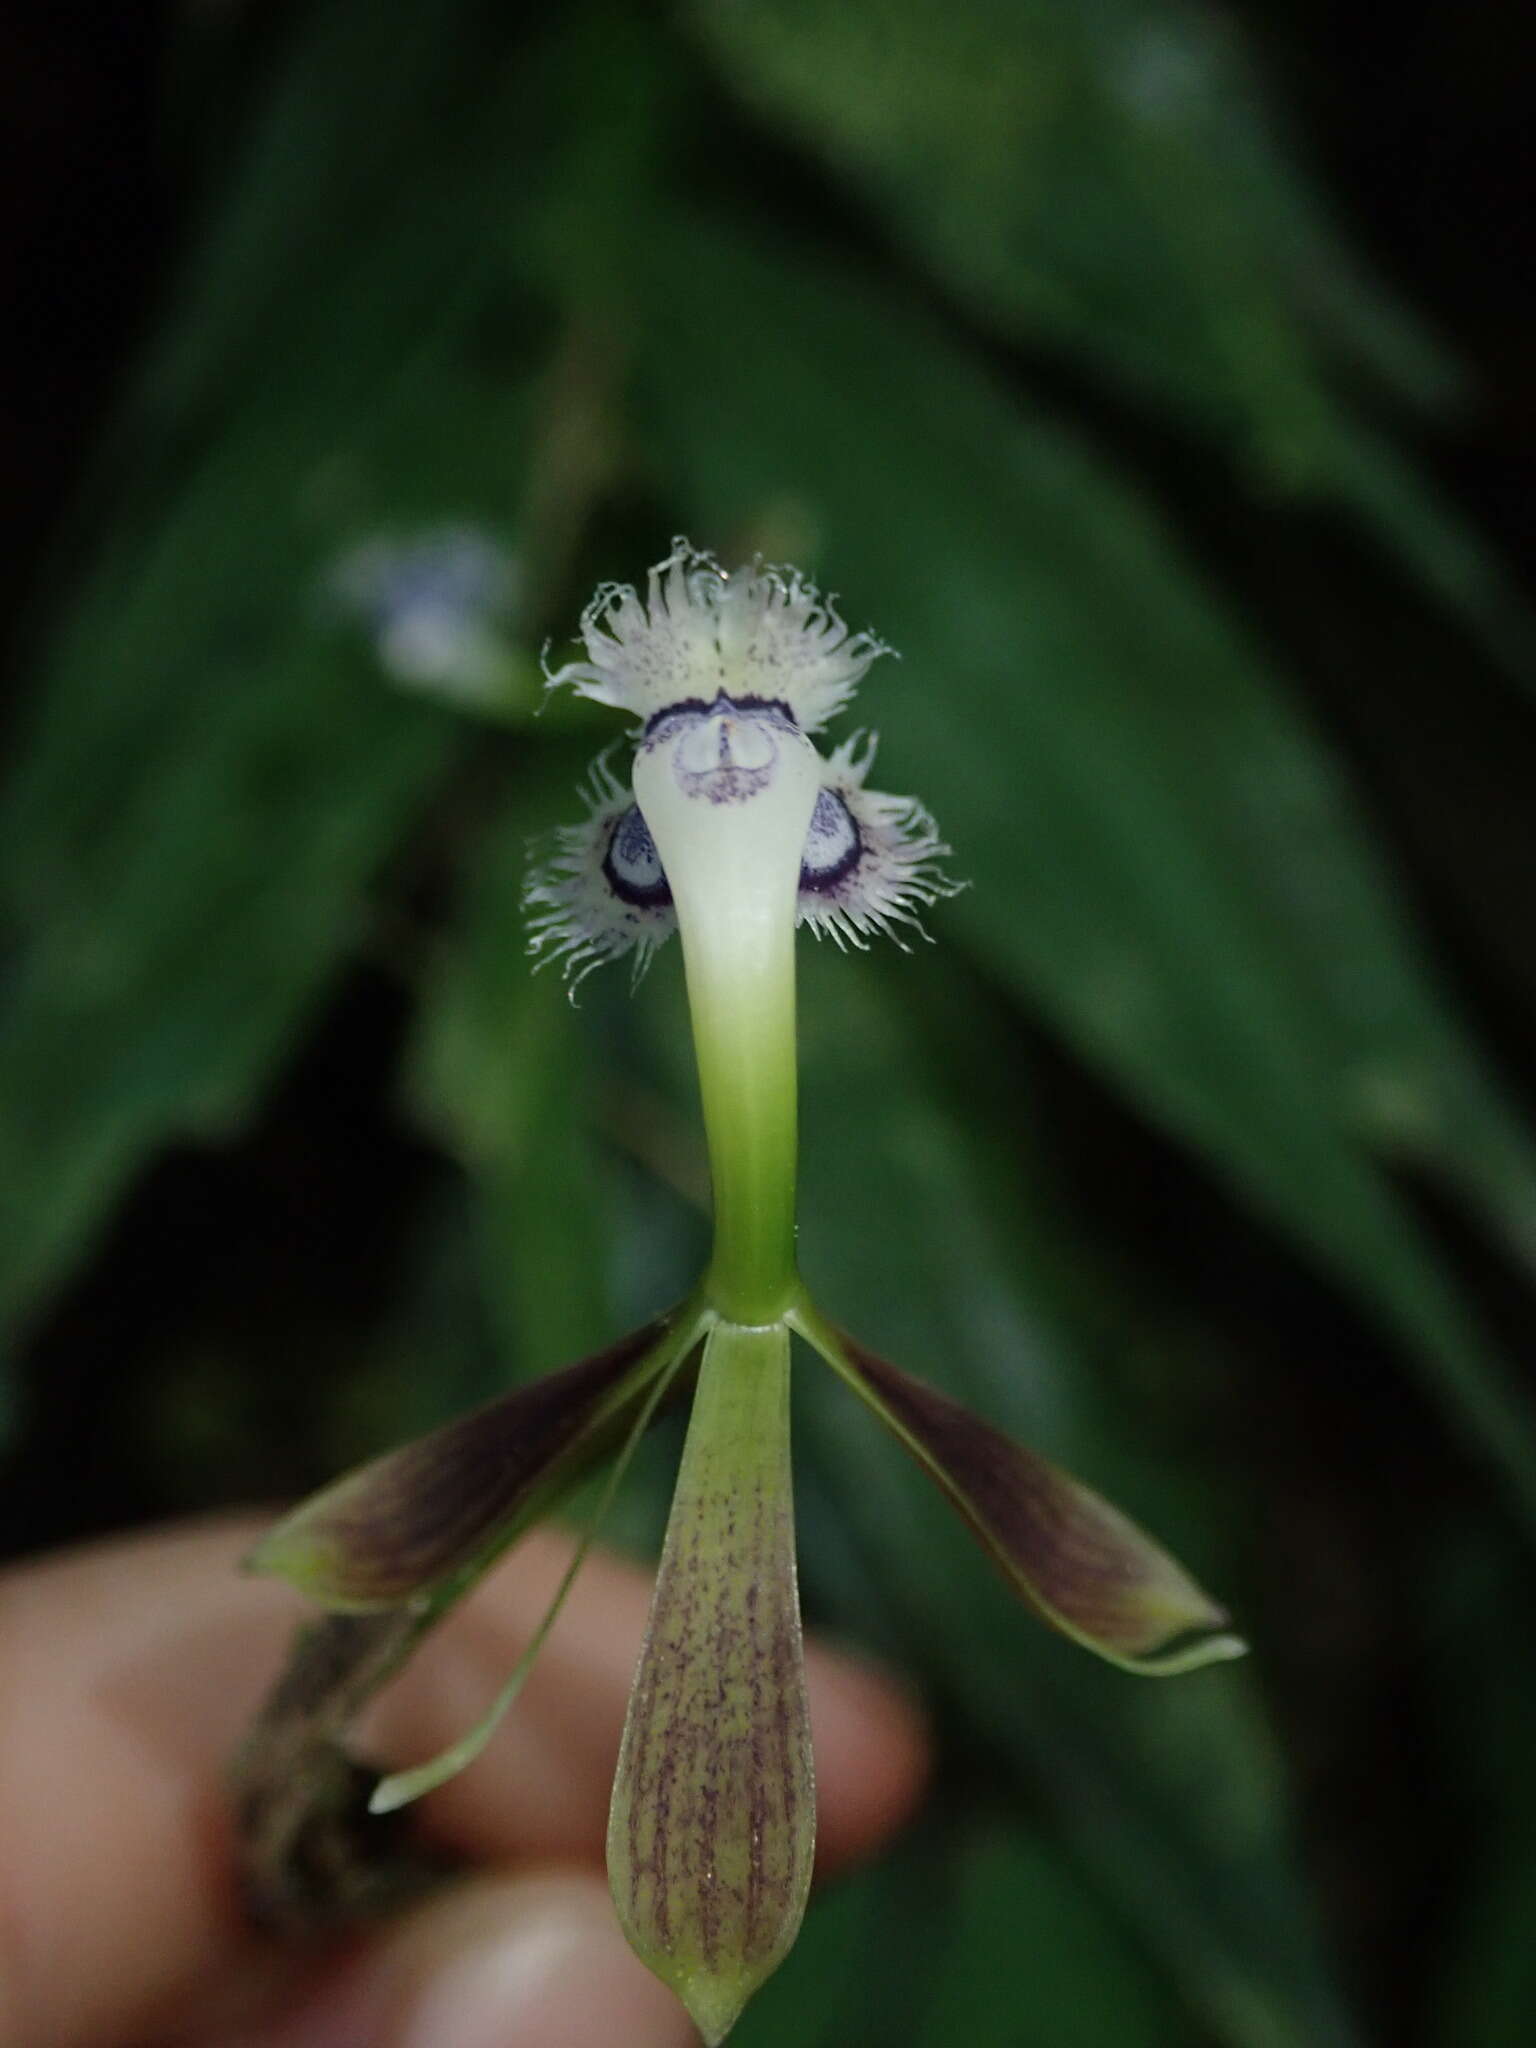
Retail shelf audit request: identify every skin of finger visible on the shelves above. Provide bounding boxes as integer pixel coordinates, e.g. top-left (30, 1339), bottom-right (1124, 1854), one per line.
top-left (0, 1522), bottom-right (296, 2048)
top-left (216, 1871), bottom-right (701, 2048)
top-left (0, 1518), bottom-right (927, 2048)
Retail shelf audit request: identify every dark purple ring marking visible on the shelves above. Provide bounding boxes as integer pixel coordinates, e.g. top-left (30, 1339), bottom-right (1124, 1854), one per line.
top-left (604, 805), bottom-right (674, 908)
top-left (642, 693), bottom-right (799, 742)
top-left (798, 786), bottom-right (862, 895)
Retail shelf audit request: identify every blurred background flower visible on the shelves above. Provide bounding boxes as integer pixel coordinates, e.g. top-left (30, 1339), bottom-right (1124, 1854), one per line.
top-left (1, 2), bottom-right (1533, 2043)
top-left (325, 522), bottom-right (520, 708)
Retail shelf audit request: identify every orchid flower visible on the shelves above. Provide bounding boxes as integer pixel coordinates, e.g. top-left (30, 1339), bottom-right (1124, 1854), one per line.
top-left (239, 542), bottom-right (1244, 2043)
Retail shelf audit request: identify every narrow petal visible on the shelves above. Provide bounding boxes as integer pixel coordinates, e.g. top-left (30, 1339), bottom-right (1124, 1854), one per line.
top-left (798, 1311), bottom-right (1245, 1676)
top-left (369, 1334), bottom-right (687, 1814)
top-left (246, 1309), bottom-right (702, 1609)
top-left (608, 1321), bottom-right (814, 2043)
top-left (543, 538), bottom-right (889, 732)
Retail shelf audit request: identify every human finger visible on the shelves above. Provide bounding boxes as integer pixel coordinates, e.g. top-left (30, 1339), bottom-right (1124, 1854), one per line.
top-left (207, 1871), bottom-right (699, 2048)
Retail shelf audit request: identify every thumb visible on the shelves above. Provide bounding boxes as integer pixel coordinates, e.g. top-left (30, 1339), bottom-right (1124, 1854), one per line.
top-left (217, 1870), bottom-right (698, 2048)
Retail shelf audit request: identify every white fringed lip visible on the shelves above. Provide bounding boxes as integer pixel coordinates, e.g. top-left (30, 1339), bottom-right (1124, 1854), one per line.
top-left (527, 542), bottom-right (961, 982)
top-left (543, 538), bottom-right (890, 733)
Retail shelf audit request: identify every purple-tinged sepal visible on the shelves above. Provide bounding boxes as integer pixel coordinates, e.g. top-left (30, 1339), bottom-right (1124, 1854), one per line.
top-left (245, 1310), bottom-right (699, 1610)
top-left (608, 1320), bottom-right (814, 2044)
top-left (797, 1310), bottom-right (1245, 1676)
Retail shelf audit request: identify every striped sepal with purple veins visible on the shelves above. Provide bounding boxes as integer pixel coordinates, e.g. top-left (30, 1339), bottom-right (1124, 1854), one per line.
top-left (608, 1320), bottom-right (814, 2046)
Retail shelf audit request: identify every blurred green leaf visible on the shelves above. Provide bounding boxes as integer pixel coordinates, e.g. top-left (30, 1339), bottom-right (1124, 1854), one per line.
top-left (0, 644), bottom-right (454, 1352)
top-left (683, 0), bottom-right (1529, 658)
top-left (1425, 1532), bottom-right (1536, 2048)
top-left (917, 1820), bottom-right (1182, 2047)
top-left (134, 0), bottom-right (514, 434)
top-left (0, 6), bottom-right (620, 1356)
top-left (1438, 1849), bottom-right (1536, 2048)
top-left (0, 265), bottom-right (550, 1342)
top-left (405, 779), bottom-right (616, 1377)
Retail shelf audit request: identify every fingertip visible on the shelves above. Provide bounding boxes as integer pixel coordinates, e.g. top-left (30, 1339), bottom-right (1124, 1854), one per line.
top-left (804, 1639), bottom-right (931, 1870)
top-left (228, 1873), bottom-right (697, 2048)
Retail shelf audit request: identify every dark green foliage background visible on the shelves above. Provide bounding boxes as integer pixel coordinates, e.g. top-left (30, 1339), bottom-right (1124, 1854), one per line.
top-left (3, 2), bottom-right (1534, 2041)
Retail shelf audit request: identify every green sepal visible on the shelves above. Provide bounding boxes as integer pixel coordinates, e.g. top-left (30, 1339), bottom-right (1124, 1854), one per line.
top-left (608, 1319), bottom-right (815, 2044)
